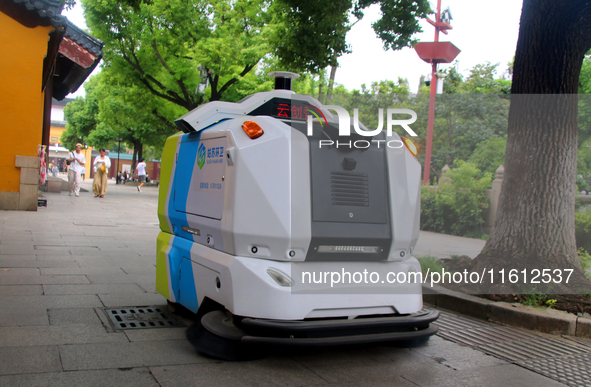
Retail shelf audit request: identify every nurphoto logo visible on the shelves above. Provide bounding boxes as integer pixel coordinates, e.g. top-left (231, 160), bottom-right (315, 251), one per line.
top-left (306, 105), bottom-right (418, 149)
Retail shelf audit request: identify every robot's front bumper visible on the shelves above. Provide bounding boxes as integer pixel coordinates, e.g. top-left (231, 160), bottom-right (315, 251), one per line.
top-left (228, 309), bottom-right (439, 346)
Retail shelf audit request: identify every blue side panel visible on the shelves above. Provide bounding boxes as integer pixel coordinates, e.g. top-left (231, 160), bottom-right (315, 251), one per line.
top-left (169, 131), bottom-right (202, 241)
top-left (166, 235), bottom-right (199, 312)
top-left (179, 257), bottom-right (199, 313)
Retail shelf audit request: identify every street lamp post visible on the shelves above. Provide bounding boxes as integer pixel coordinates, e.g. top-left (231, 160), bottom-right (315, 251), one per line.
top-left (413, 1), bottom-right (459, 185)
top-left (116, 138), bottom-right (122, 184)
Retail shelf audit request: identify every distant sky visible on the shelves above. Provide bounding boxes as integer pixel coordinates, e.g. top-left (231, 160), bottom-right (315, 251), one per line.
top-left (63, 0), bottom-right (524, 97)
top-left (334, 0), bottom-right (523, 93)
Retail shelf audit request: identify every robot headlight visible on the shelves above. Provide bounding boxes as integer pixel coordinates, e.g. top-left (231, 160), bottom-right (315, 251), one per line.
top-left (267, 268), bottom-right (294, 287)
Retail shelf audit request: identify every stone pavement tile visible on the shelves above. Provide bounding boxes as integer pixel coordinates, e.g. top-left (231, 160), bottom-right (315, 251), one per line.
top-left (49, 308), bottom-right (103, 325)
top-left (0, 258), bottom-right (79, 268)
top-left (0, 324), bottom-right (127, 347)
top-left (0, 367), bottom-right (159, 387)
top-left (402, 364), bottom-right (567, 387)
top-left (0, 234), bottom-right (34, 241)
top-left (0, 294), bottom-right (104, 309)
top-left (120, 266), bottom-right (156, 275)
top-left (0, 346), bottom-right (62, 376)
top-left (91, 241), bottom-right (130, 249)
top-left (40, 267), bottom-right (125, 276)
top-left (0, 305), bottom-right (49, 326)
top-left (124, 328), bottom-right (187, 342)
top-left (60, 235), bottom-right (94, 242)
top-left (75, 257), bottom-right (122, 268)
top-left (37, 246), bottom-right (103, 256)
top-left (59, 339), bottom-right (213, 371)
top-left (0, 275), bottom-right (90, 285)
top-left (291, 345), bottom-right (455, 384)
top-left (111, 258), bottom-right (157, 267)
top-left (42, 283), bottom-right (147, 295)
top-left (87, 236), bottom-right (117, 243)
top-left (31, 238), bottom-right (68, 246)
top-left (0, 295), bottom-right (103, 327)
top-left (97, 249), bottom-right (141, 257)
top-left (98, 293), bottom-right (166, 307)
top-left (137, 249), bottom-right (159, 257)
top-left (412, 337), bottom-right (508, 370)
top-left (0, 255), bottom-right (37, 262)
top-left (0, 285), bottom-right (43, 296)
top-left (149, 357), bottom-right (329, 387)
top-left (87, 274), bottom-right (155, 284)
top-left (62, 240), bottom-right (106, 247)
top-left (0, 268), bottom-right (40, 276)
top-left (0, 244), bottom-right (36, 255)
top-left (304, 377), bottom-right (418, 387)
top-left (125, 241), bottom-right (157, 250)
top-left (35, 254), bottom-right (78, 261)
top-left (137, 282), bottom-right (158, 294)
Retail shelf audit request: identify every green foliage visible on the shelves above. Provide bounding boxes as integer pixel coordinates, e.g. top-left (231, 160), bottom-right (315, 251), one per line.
top-left (545, 299), bottom-right (558, 308)
top-left (579, 248), bottom-right (591, 280)
top-left (576, 211), bottom-right (591, 253)
top-left (577, 57), bottom-right (591, 176)
top-left (577, 174), bottom-right (591, 193)
top-left (83, 0), bottom-right (272, 110)
top-left (62, 71), bottom-right (179, 166)
top-left (271, 0), bottom-right (431, 73)
top-left (407, 63), bottom-right (511, 179)
top-left (420, 161), bottom-right (492, 237)
top-left (335, 78), bottom-right (412, 130)
top-left (356, 0), bottom-right (432, 51)
top-left (61, 75), bottom-right (102, 149)
top-left (520, 292), bottom-right (554, 308)
top-left (271, 0), bottom-right (352, 73)
top-left (416, 256), bottom-right (443, 282)
top-left (467, 136), bottom-right (507, 176)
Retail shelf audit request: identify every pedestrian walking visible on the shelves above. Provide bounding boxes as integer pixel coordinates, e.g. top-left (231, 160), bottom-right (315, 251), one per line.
top-left (136, 158), bottom-right (147, 192)
top-left (92, 148), bottom-right (111, 198)
top-left (67, 143), bottom-right (85, 197)
top-left (81, 166), bottom-right (86, 181)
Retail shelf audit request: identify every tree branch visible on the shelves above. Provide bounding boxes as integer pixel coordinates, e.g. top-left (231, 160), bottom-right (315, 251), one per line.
top-left (151, 39), bottom-right (192, 105)
top-left (216, 62), bottom-right (257, 97)
top-left (152, 109), bottom-right (178, 131)
top-left (120, 44), bottom-right (192, 110)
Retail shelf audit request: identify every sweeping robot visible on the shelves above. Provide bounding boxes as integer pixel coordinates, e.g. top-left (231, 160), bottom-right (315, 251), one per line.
top-left (155, 72), bottom-right (438, 360)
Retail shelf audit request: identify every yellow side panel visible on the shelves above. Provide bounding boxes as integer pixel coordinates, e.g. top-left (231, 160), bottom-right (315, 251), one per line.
top-left (155, 231), bottom-right (173, 301)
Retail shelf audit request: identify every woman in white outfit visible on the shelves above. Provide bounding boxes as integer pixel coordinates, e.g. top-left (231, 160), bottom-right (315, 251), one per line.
top-left (92, 148), bottom-right (111, 198)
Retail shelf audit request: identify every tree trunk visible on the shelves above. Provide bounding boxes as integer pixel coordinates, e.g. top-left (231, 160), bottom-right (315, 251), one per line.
top-left (467, 0), bottom-right (591, 293)
top-left (326, 64), bottom-right (338, 103)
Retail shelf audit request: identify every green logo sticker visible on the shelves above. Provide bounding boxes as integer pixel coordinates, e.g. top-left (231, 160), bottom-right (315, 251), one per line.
top-left (197, 143), bottom-right (206, 169)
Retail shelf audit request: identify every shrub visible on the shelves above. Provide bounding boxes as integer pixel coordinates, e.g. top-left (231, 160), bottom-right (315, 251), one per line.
top-left (576, 174), bottom-right (591, 193)
top-left (468, 136), bottom-right (506, 176)
top-left (576, 211), bottom-right (591, 253)
top-left (421, 161), bottom-right (492, 237)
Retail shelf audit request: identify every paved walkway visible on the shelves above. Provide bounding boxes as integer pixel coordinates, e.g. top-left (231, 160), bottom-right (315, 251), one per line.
top-left (414, 231), bottom-right (486, 259)
top-left (0, 180), bottom-right (569, 386)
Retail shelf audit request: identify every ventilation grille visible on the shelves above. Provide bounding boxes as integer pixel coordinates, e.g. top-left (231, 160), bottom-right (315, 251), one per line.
top-left (331, 172), bottom-right (369, 207)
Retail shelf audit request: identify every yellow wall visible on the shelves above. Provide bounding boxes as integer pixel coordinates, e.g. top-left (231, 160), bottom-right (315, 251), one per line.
top-left (0, 12), bottom-right (53, 192)
top-left (50, 126), bottom-right (65, 144)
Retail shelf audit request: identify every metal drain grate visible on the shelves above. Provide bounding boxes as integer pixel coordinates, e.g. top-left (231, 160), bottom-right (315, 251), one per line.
top-left (517, 353), bottom-right (591, 387)
top-left (435, 310), bottom-right (591, 387)
top-left (479, 335), bottom-right (589, 362)
top-left (104, 306), bottom-right (184, 330)
top-left (437, 326), bottom-right (536, 348)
